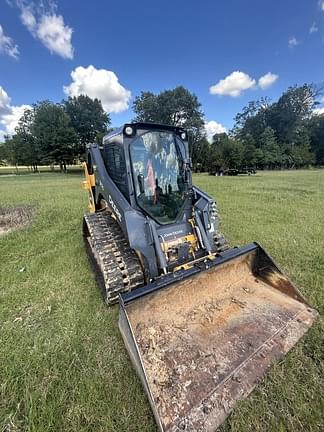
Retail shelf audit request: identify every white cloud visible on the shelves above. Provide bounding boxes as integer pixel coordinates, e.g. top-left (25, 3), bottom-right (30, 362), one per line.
top-left (313, 107), bottom-right (324, 115)
top-left (209, 71), bottom-right (256, 97)
top-left (288, 37), bottom-right (298, 48)
top-left (20, 5), bottom-right (37, 32)
top-left (63, 65), bottom-right (131, 113)
top-left (0, 86), bottom-right (31, 136)
top-left (319, 0), bottom-right (324, 11)
top-left (209, 71), bottom-right (278, 97)
top-left (0, 87), bottom-right (11, 114)
top-left (36, 14), bottom-right (73, 59)
top-left (309, 22), bottom-right (318, 34)
top-left (15, 1), bottom-right (74, 59)
top-left (204, 120), bottom-right (226, 142)
top-left (1, 104), bottom-right (31, 134)
top-left (0, 24), bottom-right (19, 59)
top-left (258, 72), bottom-right (278, 90)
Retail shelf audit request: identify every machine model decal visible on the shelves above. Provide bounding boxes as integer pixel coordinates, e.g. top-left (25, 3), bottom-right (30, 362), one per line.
top-left (108, 195), bottom-right (122, 222)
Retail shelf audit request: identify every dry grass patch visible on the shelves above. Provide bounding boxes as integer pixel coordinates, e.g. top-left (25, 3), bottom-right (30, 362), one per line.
top-left (0, 205), bottom-right (35, 236)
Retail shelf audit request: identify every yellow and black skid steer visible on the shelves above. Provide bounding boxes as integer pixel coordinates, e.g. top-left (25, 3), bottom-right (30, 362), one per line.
top-left (82, 123), bottom-right (317, 431)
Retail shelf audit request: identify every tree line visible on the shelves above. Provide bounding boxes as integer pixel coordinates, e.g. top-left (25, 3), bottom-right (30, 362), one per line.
top-left (0, 95), bottom-right (109, 171)
top-left (228, 84), bottom-right (323, 170)
top-left (0, 84), bottom-right (323, 172)
top-left (133, 84), bottom-right (324, 171)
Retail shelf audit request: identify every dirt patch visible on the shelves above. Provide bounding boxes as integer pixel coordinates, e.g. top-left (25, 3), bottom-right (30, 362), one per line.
top-left (0, 205), bottom-right (35, 236)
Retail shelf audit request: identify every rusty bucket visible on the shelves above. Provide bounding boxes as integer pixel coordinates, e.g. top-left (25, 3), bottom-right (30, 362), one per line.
top-left (119, 243), bottom-right (317, 432)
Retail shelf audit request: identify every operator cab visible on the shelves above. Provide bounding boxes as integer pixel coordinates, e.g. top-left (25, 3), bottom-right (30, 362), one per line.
top-left (102, 123), bottom-right (192, 225)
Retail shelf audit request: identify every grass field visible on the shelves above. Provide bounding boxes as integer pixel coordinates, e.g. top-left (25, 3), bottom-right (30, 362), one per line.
top-left (0, 170), bottom-right (323, 432)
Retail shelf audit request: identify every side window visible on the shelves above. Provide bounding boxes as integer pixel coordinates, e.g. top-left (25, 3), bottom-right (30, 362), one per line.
top-left (103, 142), bottom-right (129, 199)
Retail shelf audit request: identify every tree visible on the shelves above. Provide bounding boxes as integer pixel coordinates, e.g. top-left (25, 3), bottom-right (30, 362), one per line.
top-left (233, 98), bottom-right (270, 142)
top-left (192, 137), bottom-right (210, 172)
top-left (64, 95), bottom-right (110, 157)
top-left (133, 86), bottom-right (205, 162)
top-left (133, 86), bottom-right (204, 128)
top-left (308, 113), bottom-right (324, 165)
top-left (207, 133), bottom-right (227, 172)
top-left (32, 101), bottom-right (78, 171)
top-left (267, 84), bottom-right (317, 144)
top-left (232, 84), bottom-right (322, 169)
top-left (241, 134), bottom-right (258, 167)
top-left (14, 107), bottom-right (40, 170)
top-left (259, 127), bottom-right (282, 168)
top-left (222, 139), bottom-right (243, 169)
top-left (0, 134), bottom-right (24, 166)
top-left (290, 127), bottom-right (315, 167)
top-left (207, 133), bottom-right (243, 171)
top-left (132, 91), bottom-right (159, 123)
top-left (288, 143), bottom-right (314, 167)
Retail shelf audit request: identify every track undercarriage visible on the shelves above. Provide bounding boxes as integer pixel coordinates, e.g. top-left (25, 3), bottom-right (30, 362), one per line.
top-left (83, 211), bottom-right (144, 304)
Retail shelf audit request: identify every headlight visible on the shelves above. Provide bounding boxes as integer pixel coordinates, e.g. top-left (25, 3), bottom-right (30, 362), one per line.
top-left (124, 126), bottom-right (134, 136)
top-left (180, 132), bottom-right (187, 140)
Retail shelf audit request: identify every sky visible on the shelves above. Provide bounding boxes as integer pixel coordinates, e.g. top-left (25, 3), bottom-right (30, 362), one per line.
top-left (1, 0), bottom-right (324, 141)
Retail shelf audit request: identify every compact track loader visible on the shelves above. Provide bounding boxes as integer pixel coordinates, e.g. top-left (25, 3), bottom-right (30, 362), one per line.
top-left (82, 123), bottom-right (317, 431)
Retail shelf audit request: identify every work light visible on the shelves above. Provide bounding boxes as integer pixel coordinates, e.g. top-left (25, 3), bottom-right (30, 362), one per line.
top-left (125, 126), bottom-right (134, 136)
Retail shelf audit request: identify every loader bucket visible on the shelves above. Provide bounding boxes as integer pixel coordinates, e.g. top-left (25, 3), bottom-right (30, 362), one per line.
top-left (119, 243), bottom-right (317, 432)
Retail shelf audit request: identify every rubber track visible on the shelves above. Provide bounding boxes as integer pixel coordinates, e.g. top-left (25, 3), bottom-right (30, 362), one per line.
top-left (83, 211), bottom-right (144, 304)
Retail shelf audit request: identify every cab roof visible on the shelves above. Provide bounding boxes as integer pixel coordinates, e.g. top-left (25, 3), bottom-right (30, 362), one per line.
top-left (104, 122), bottom-right (186, 142)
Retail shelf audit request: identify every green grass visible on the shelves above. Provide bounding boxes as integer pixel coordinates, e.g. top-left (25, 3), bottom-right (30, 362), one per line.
top-left (0, 170), bottom-right (323, 432)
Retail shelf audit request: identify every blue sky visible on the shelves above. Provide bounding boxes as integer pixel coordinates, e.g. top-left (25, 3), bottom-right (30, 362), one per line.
top-left (1, 0), bottom-right (324, 140)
